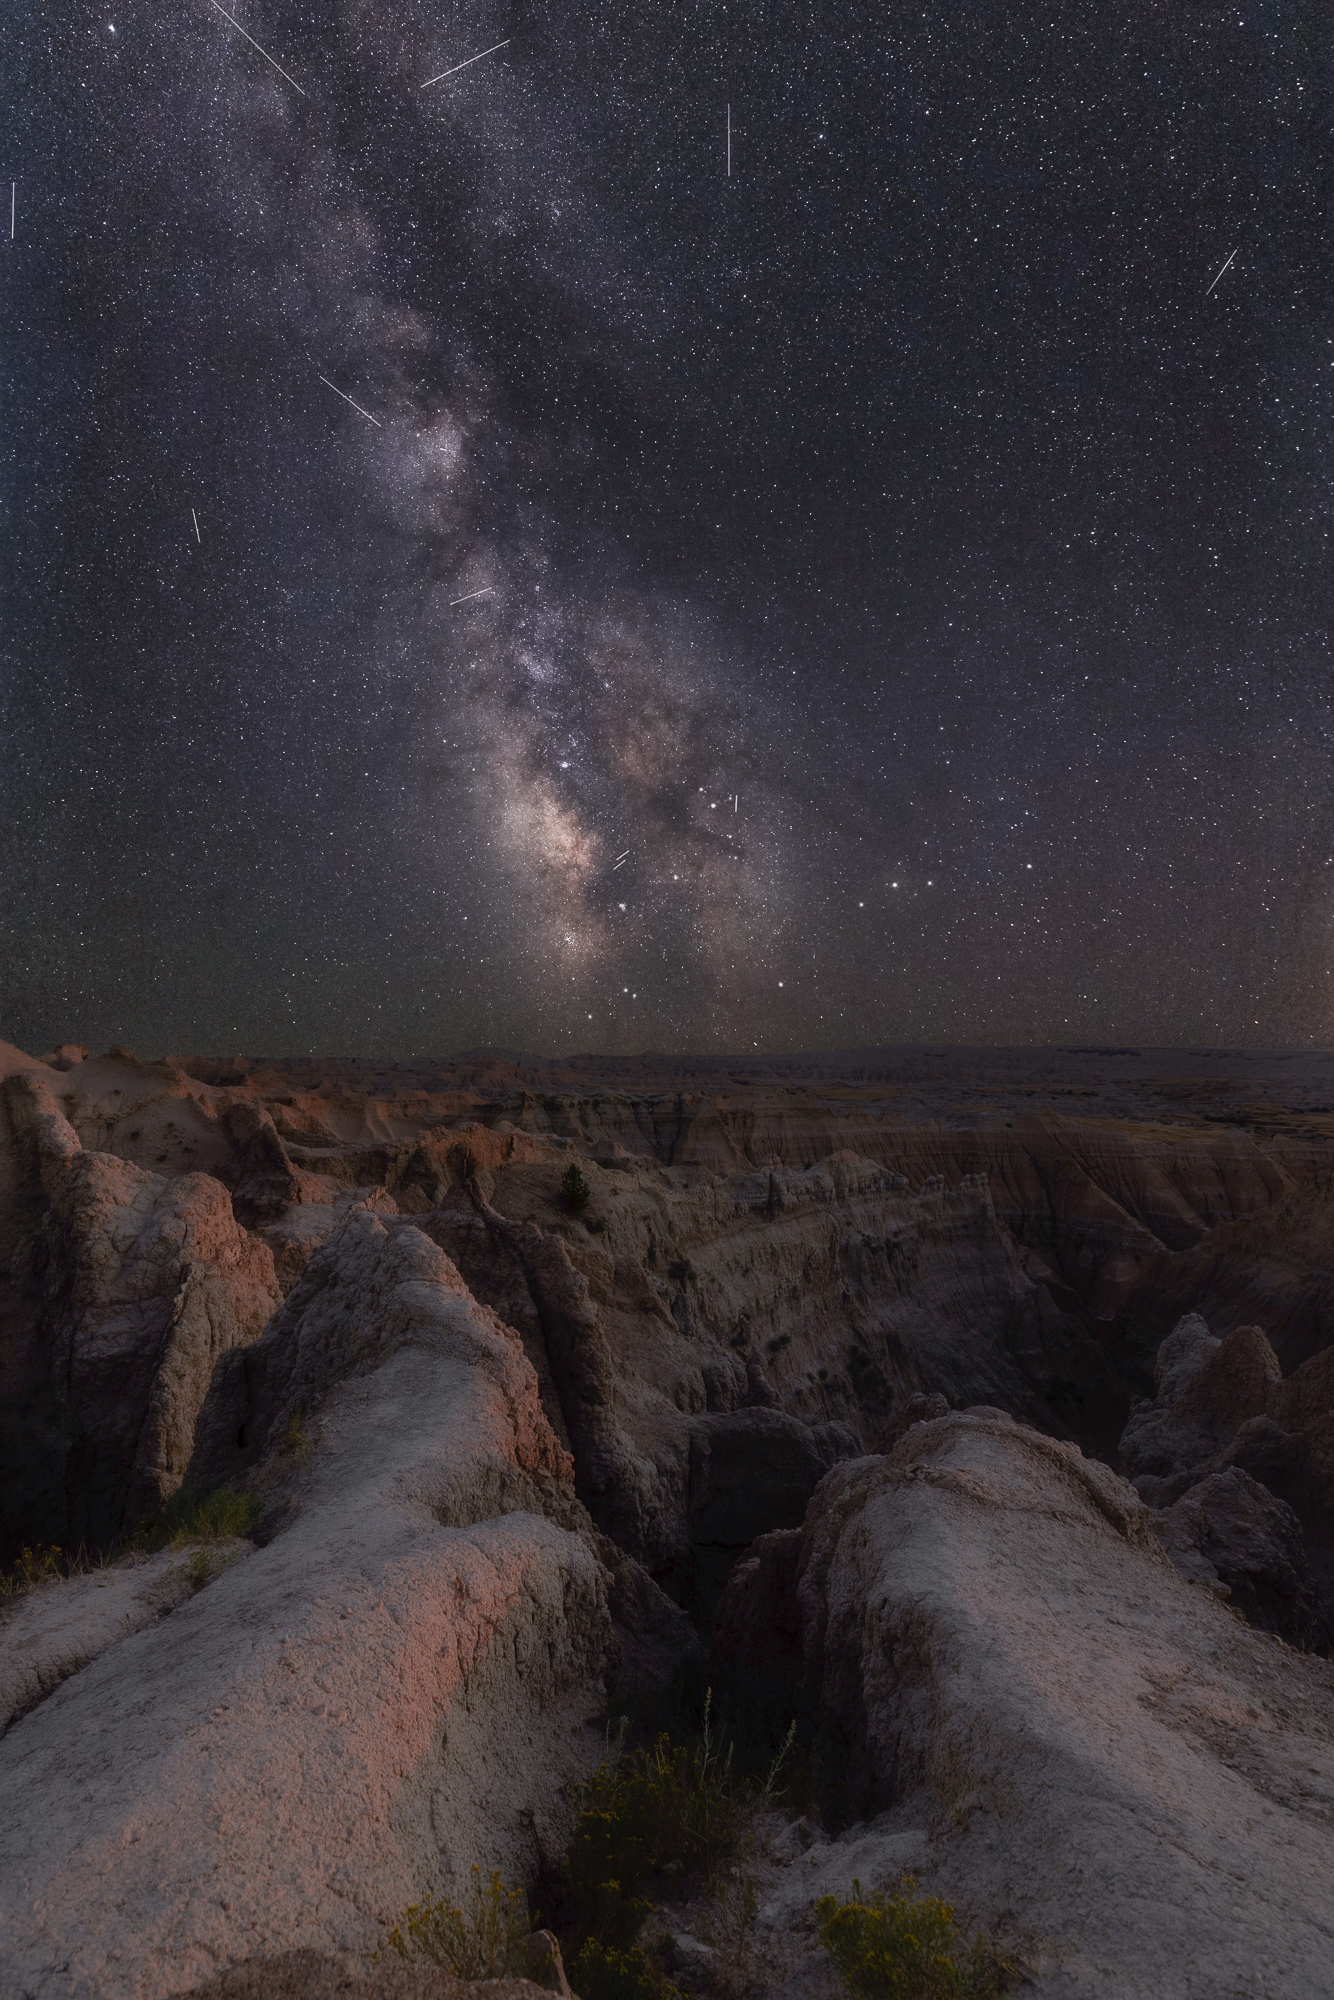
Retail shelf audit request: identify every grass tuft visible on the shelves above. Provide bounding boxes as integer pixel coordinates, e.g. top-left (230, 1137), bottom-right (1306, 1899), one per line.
top-left (378, 1704), bottom-right (797, 2000)
top-left (163, 1485), bottom-right (261, 1548)
top-left (547, 1691), bottom-right (792, 1995)
top-left (281, 1412), bottom-right (313, 1462)
top-left (185, 1547), bottom-right (216, 1590)
top-left (564, 1693), bottom-right (758, 1947)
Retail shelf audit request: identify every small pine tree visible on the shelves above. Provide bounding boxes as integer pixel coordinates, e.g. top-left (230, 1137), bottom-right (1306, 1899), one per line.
top-left (561, 1163), bottom-right (592, 1213)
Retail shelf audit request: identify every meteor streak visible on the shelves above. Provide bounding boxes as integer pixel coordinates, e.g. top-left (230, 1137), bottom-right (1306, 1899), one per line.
top-left (1204, 246), bottom-right (1238, 296)
top-left (205, 0), bottom-right (307, 96)
top-left (318, 375), bottom-right (382, 426)
top-left (420, 40), bottom-right (510, 89)
top-left (449, 586), bottom-right (494, 605)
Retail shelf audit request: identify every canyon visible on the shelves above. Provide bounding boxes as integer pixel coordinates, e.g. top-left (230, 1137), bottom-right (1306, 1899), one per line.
top-left (4, 1037), bottom-right (1334, 1996)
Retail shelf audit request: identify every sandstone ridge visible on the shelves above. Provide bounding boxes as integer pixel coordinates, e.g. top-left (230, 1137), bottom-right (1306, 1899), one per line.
top-left (0, 1209), bottom-right (614, 1998)
top-left (715, 1408), bottom-right (1334, 1996)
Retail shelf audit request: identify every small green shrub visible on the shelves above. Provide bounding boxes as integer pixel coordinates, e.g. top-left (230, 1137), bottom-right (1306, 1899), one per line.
top-left (164, 1485), bottom-right (261, 1547)
top-left (816, 1879), bottom-right (1019, 2000)
top-left (561, 1163), bottom-right (592, 1213)
top-left (559, 1693), bottom-right (784, 1964)
top-left (0, 1543), bottom-right (66, 1600)
top-left (186, 1548), bottom-right (215, 1590)
top-left (569, 1939), bottom-right (682, 2000)
top-left (383, 1867), bottom-right (529, 1978)
top-left (281, 1412), bottom-right (313, 1462)
top-left (568, 1702), bottom-right (748, 1922)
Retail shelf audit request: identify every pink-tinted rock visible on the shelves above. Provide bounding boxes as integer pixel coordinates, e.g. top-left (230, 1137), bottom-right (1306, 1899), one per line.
top-left (0, 1213), bottom-right (613, 2000)
top-left (1, 1074), bottom-right (279, 1547)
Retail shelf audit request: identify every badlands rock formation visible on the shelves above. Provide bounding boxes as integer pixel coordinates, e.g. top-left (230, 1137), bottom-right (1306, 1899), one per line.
top-left (5, 1037), bottom-right (1334, 1995)
top-left (0, 1065), bottom-right (279, 1552)
top-left (0, 1545), bottom-right (219, 1736)
top-left (0, 1208), bottom-right (616, 1997)
top-left (715, 1410), bottom-right (1334, 1996)
top-left (11, 1038), bottom-right (1334, 1585)
top-left (1122, 1311), bottom-right (1334, 1639)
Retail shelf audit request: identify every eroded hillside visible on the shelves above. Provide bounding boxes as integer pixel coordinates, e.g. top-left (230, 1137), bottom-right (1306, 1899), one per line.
top-left (6, 1039), bottom-right (1334, 1996)
top-left (6, 1040), bottom-right (1334, 1592)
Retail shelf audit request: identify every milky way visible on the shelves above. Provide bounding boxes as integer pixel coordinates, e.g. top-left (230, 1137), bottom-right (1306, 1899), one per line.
top-left (4, 1), bottom-right (1333, 1054)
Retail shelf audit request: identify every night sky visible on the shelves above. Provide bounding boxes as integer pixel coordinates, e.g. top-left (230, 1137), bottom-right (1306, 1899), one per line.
top-left (4, 0), bottom-right (1333, 1056)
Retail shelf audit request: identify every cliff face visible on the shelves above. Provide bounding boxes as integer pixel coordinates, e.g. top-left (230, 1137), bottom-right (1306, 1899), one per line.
top-left (0, 1069), bottom-right (280, 1552)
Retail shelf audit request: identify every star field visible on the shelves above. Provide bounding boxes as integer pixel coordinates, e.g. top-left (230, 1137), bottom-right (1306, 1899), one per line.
top-left (3, 0), bottom-right (1333, 1055)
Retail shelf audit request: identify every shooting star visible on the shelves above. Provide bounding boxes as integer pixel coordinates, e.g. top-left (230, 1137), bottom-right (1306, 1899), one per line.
top-left (449, 586), bottom-right (494, 606)
top-left (612, 850), bottom-right (630, 871)
top-left (318, 375), bottom-right (382, 426)
top-left (727, 103), bottom-right (731, 177)
top-left (205, 0), bottom-right (307, 96)
top-left (192, 508), bottom-right (201, 543)
top-left (421, 39), bottom-right (510, 89)
top-left (9, 183), bottom-right (13, 241)
top-left (1204, 246), bottom-right (1238, 296)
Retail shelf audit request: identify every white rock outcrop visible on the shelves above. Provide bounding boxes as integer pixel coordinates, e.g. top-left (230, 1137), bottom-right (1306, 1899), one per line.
top-left (717, 1409), bottom-right (1334, 1996)
top-left (0, 1212), bottom-right (613, 2000)
top-left (0, 1548), bottom-right (248, 1738)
